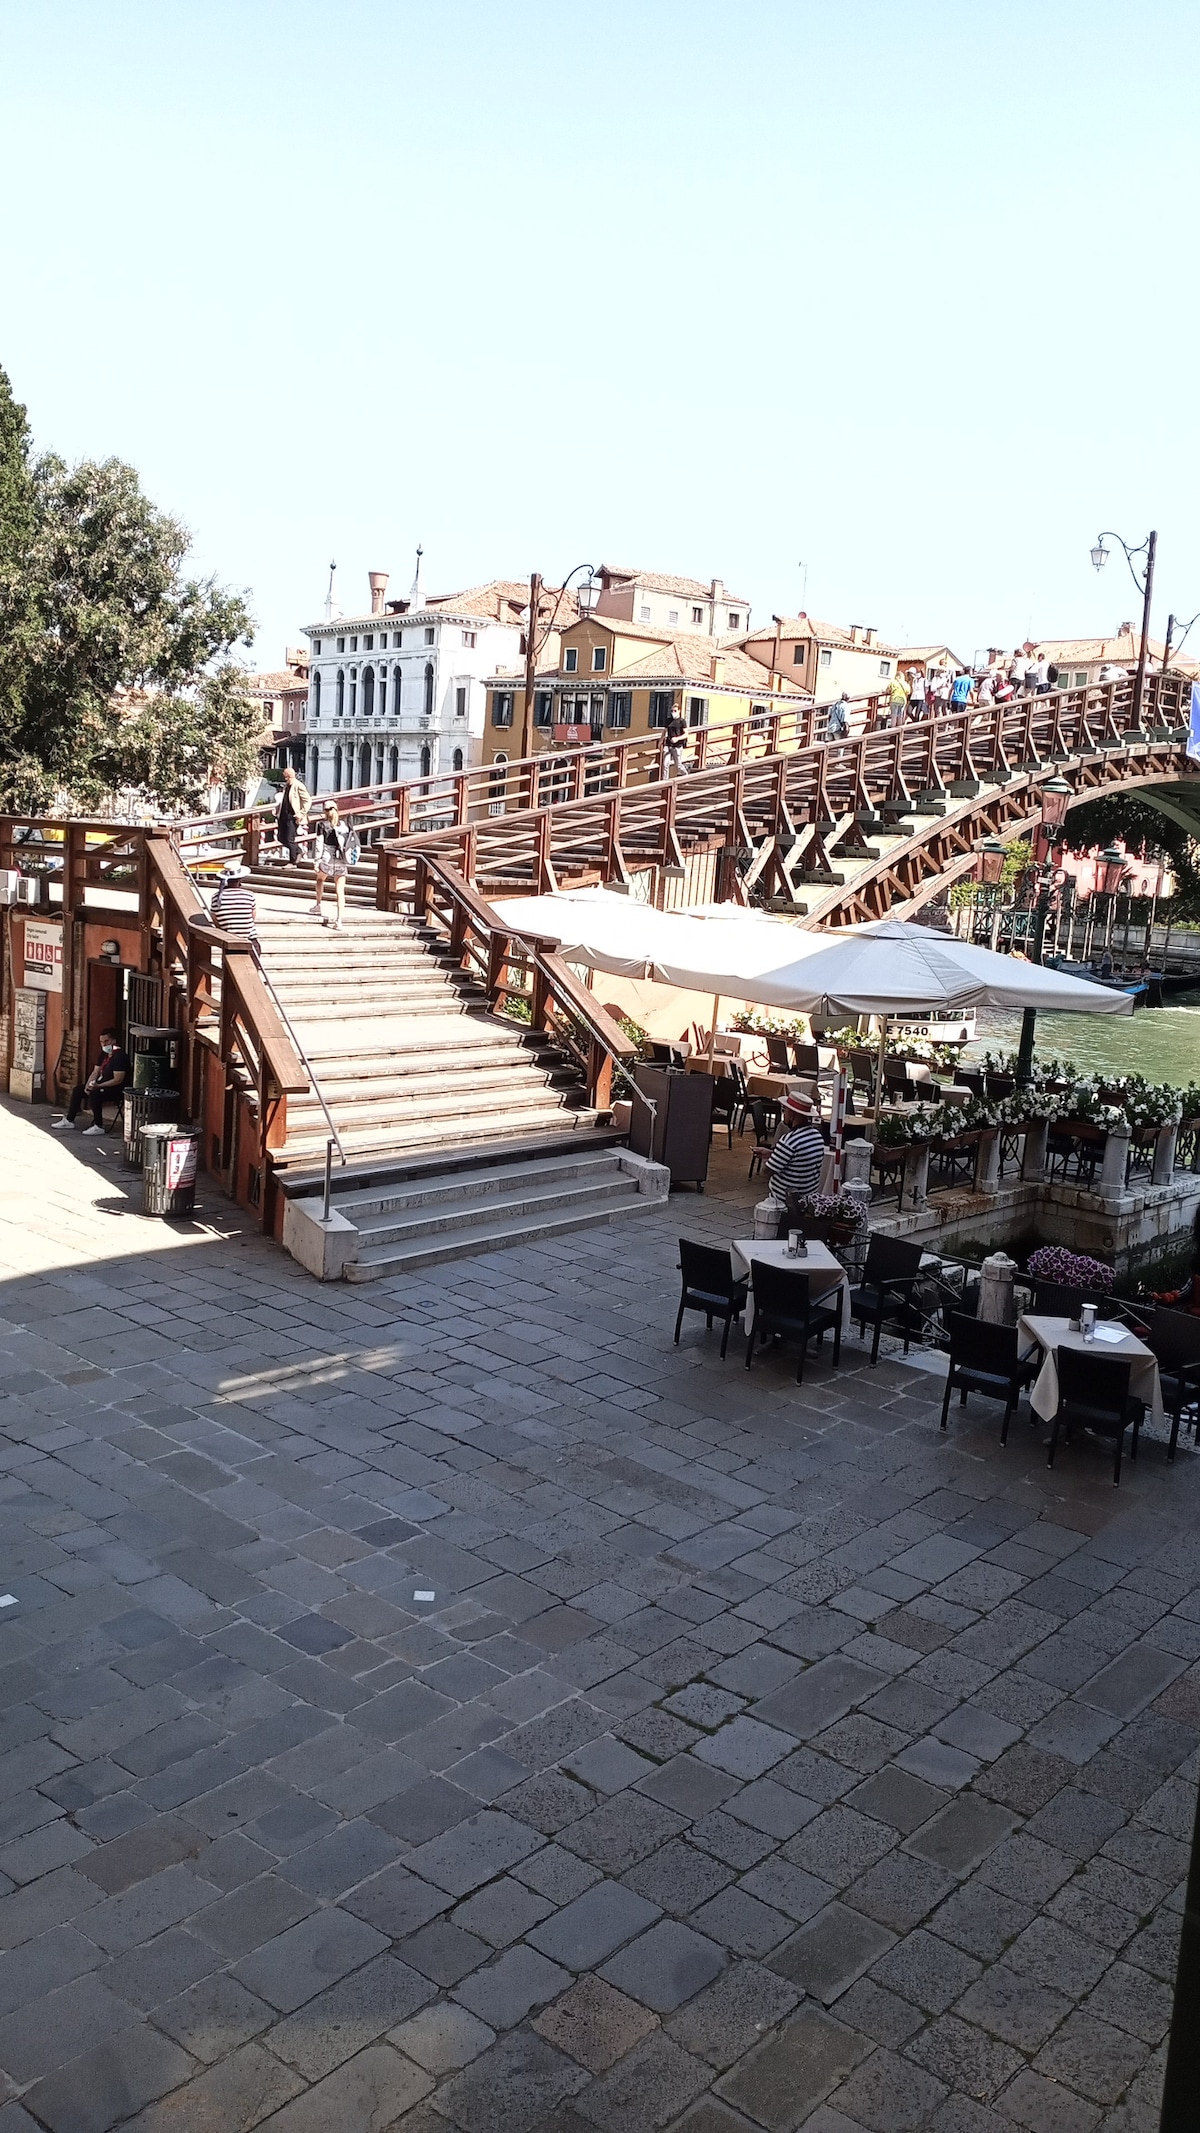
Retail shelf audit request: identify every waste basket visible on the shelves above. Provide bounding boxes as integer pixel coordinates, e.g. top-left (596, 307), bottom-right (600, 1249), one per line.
top-left (132, 1051), bottom-right (174, 1091)
top-left (141, 1123), bottom-right (201, 1217)
top-left (123, 1088), bottom-right (181, 1168)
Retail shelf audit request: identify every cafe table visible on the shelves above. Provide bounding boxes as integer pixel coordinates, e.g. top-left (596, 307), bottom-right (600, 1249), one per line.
top-left (1017, 1312), bottom-right (1164, 1426)
top-left (730, 1238), bottom-right (852, 1333)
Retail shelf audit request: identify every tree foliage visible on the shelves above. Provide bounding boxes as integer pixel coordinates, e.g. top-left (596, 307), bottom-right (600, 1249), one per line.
top-left (0, 363), bottom-right (257, 812)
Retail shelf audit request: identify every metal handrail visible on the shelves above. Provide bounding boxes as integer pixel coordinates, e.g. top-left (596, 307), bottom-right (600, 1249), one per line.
top-left (248, 944), bottom-right (346, 1168)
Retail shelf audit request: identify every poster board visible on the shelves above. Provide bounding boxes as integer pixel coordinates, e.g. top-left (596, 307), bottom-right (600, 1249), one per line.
top-left (11, 989), bottom-right (46, 1102)
top-left (23, 919), bottom-right (63, 993)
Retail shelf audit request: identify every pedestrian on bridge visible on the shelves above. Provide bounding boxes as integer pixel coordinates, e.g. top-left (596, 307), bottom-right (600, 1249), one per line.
top-left (906, 668), bottom-right (928, 718)
top-left (275, 766), bottom-right (311, 865)
top-left (950, 670), bottom-right (974, 710)
top-left (886, 670), bottom-right (910, 726)
top-left (312, 802), bottom-right (357, 931)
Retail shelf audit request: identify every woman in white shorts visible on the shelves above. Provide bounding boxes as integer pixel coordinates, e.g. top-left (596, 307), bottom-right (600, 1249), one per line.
top-left (312, 802), bottom-right (354, 931)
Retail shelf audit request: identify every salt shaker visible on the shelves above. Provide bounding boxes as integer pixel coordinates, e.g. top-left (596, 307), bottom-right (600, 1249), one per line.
top-left (1080, 1304), bottom-right (1097, 1342)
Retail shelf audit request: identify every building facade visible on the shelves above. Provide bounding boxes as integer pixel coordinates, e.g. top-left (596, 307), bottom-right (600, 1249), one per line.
top-left (301, 571), bottom-right (563, 794)
top-left (249, 650), bottom-right (310, 774)
top-left (591, 565), bottom-right (751, 638)
top-left (740, 614), bottom-right (900, 704)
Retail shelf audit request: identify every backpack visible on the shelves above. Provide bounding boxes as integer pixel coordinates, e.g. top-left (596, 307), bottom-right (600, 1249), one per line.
top-left (346, 828), bottom-right (361, 867)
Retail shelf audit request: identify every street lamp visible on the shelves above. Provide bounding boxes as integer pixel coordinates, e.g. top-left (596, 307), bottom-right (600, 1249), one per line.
top-left (1090, 528), bottom-right (1157, 729)
top-left (521, 562), bottom-right (597, 758)
top-left (1099, 845), bottom-right (1127, 896)
top-left (1039, 777), bottom-right (1072, 836)
top-left (976, 837), bottom-right (1006, 886)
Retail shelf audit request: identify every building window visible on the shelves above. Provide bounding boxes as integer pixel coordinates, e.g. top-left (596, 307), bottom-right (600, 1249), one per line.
top-left (607, 691), bottom-right (632, 729)
top-left (389, 667), bottom-right (402, 717)
top-left (388, 745), bottom-right (399, 780)
top-left (423, 661), bottom-right (434, 716)
top-left (335, 669), bottom-right (345, 716)
top-left (462, 630), bottom-right (476, 648)
top-left (350, 636), bottom-right (358, 652)
top-left (452, 747), bottom-right (464, 772)
top-left (793, 645), bottom-right (805, 665)
top-left (648, 691), bottom-right (674, 728)
top-left (424, 626), bottom-right (435, 644)
top-left (879, 659), bottom-right (891, 678)
top-left (337, 636), bottom-right (345, 653)
top-left (692, 606), bottom-right (703, 625)
top-left (592, 646), bottom-right (607, 672)
top-left (493, 692), bottom-right (514, 727)
top-left (1073, 669), bottom-right (1088, 687)
top-left (333, 744), bottom-right (343, 789)
top-left (687, 696), bottom-right (708, 728)
top-left (359, 741), bottom-right (371, 786)
top-left (363, 634), bottom-right (373, 651)
top-left (392, 631), bottom-right (403, 647)
top-left (311, 672), bottom-right (321, 720)
top-left (563, 646), bottom-right (578, 673)
top-left (819, 648), bottom-right (832, 667)
top-left (420, 744), bottom-right (431, 778)
top-left (534, 691), bottom-right (553, 727)
top-left (728, 612), bottom-right (740, 629)
top-left (668, 609), bottom-right (679, 625)
top-left (455, 685), bottom-right (467, 717)
top-left (639, 605), bottom-right (651, 622)
top-left (362, 666), bottom-right (375, 717)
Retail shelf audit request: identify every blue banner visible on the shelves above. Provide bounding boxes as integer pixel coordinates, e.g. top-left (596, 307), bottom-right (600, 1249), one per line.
top-left (1190, 682), bottom-right (1200, 762)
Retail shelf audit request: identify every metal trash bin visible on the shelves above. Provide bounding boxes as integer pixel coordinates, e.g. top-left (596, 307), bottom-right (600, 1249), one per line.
top-left (123, 1088), bottom-right (180, 1168)
top-left (132, 1051), bottom-right (174, 1091)
top-left (141, 1123), bottom-right (201, 1217)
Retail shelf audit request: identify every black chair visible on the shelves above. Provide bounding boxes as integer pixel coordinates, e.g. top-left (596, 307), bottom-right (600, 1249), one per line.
top-left (1146, 1308), bottom-right (1200, 1461)
top-left (766, 1037), bottom-right (792, 1073)
top-left (1031, 1280), bottom-right (1114, 1321)
top-left (883, 1063), bottom-right (913, 1104)
top-left (745, 1100), bottom-right (776, 1180)
top-left (709, 1073), bottom-right (739, 1149)
top-left (1047, 1347), bottom-right (1142, 1485)
top-left (791, 1042), bottom-right (821, 1074)
top-left (848, 1048), bottom-right (877, 1096)
top-left (940, 1312), bottom-right (1037, 1444)
top-left (674, 1240), bottom-right (748, 1360)
top-left (745, 1260), bottom-right (841, 1384)
top-left (848, 1234), bottom-right (924, 1363)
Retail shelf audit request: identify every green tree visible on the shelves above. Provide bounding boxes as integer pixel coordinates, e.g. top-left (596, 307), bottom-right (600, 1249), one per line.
top-left (0, 371), bottom-right (256, 812)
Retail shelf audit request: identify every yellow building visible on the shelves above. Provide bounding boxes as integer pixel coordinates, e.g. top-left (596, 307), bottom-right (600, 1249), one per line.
top-left (740, 614), bottom-right (901, 704)
top-left (483, 613), bottom-right (807, 764)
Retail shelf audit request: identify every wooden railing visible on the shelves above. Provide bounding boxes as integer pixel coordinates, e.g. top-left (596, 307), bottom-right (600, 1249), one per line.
top-left (378, 847), bottom-right (640, 1114)
top-left (172, 686), bottom-right (886, 873)
top-left (369, 670), bottom-right (1195, 906)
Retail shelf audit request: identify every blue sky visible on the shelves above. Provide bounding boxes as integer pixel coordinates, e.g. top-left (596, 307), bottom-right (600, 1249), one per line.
top-left (3, 0), bottom-right (1198, 665)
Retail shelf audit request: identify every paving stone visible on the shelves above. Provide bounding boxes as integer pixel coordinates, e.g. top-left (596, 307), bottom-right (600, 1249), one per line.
top-left (231, 1909), bottom-right (387, 2012)
top-left (342, 1862), bottom-right (450, 1939)
top-left (390, 1998), bottom-right (495, 2073)
top-left (906, 2012), bottom-right (1025, 2102)
top-left (454, 1943), bottom-right (571, 2028)
top-left (755, 1659), bottom-right (887, 1739)
top-left (196, 1872), bottom-right (315, 1957)
top-left (1079, 1646), bottom-right (1185, 1719)
top-left (533, 1975), bottom-right (660, 2072)
top-left (827, 2046), bottom-right (950, 2130)
top-left (0, 1973), bottom-right (142, 2082)
top-left (564, 1735), bottom-right (658, 1795)
top-left (994, 2066), bottom-right (1102, 2132)
top-left (905, 1796), bottom-right (1019, 1875)
top-left (1027, 1702), bottom-right (1124, 1766)
top-left (23, 2024), bottom-right (195, 2133)
top-left (242, 2041), bottom-right (431, 2130)
top-left (694, 1716), bottom-right (797, 1780)
top-left (932, 1708), bottom-right (1022, 1762)
top-left (528, 1879), bottom-right (660, 1970)
top-left (451, 1875), bottom-right (553, 1948)
top-left (975, 1745), bottom-right (1076, 1816)
top-left (929, 1882), bottom-right (1036, 1961)
top-left (1033, 2010), bottom-right (1150, 2104)
top-left (847, 1768), bottom-right (949, 1835)
top-left (869, 1927), bottom-right (980, 2013)
top-left (406, 1809), bottom-right (541, 1895)
top-left (636, 1755), bottom-right (740, 1819)
top-left (600, 1919), bottom-right (727, 2011)
top-left (434, 2030), bottom-right (589, 2132)
top-left (666, 1958), bottom-right (799, 2068)
top-left (785, 1807), bottom-right (894, 1888)
top-left (894, 1737), bottom-right (978, 1789)
top-left (834, 1976), bottom-right (925, 2048)
top-left (716, 2006), bottom-right (868, 2130)
top-left (1003, 1915), bottom-right (1113, 1998)
top-left (724, 1777), bottom-right (820, 1841)
top-left (768, 1902), bottom-right (894, 2003)
top-left (956, 1961), bottom-right (1074, 2049)
top-left (399, 1917), bottom-right (492, 1986)
top-left (561, 1793), bottom-right (687, 1874)
top-left (573, 2031), bottom-right (710, 2129)
top-left (689, 1885), bottom-right (793, 1958)
top-left (154, 1972), bottom-right (273, 2061)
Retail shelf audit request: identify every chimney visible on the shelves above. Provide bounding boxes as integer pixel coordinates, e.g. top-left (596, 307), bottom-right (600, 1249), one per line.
top-left (369, 571), bottom-right (389, 616)
top-left (709, 579), bottom-right (725, 635)
top-left (1117, 620), bottom-right (1134, 638)
top-left (710, 653), bottom-right (726, 684)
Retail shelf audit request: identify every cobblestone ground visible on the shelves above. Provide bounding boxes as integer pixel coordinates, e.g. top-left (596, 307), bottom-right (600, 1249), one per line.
top-left (0, 1096), bottom-right (1194, 2133)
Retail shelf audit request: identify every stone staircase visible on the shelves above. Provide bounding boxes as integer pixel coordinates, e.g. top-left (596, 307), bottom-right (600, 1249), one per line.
top-left (250, 899), bottom-right (667, 1279)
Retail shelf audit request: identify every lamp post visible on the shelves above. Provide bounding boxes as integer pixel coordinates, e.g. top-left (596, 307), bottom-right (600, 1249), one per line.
top-left (1090, 529), bottom-right (1157, 729)
top-left (1012, 780), bottom-right (1072, 1083)
top-left (520, 563), bottom-right (598, 760)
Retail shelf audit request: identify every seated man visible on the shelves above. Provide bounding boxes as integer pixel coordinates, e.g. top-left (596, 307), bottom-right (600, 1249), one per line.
top-left (211, 862), bottom-right (259, 943)
top-left (766, 1091), bottom-right (826, 1216)
top-left (51, 1029), bottom-right (130, 1136)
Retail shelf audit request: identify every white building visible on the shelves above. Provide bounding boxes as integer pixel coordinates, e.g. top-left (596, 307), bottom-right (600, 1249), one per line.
top-left (302, 563), bottom-right (544, 794)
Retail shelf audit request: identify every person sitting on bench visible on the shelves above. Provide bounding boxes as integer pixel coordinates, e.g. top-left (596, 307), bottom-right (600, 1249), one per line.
top-left (51, 1029), bottom-right (130, 1136)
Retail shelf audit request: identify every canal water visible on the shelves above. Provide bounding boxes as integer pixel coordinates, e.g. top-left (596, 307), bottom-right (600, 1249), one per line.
top-left (963, 992), bottom-right (1200, 1087)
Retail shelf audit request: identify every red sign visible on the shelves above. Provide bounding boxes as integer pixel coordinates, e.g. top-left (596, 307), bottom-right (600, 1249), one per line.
top-left (553, 724), bottom-right (591, 746)
top-left (167, 1136), bottom-right (198, 1191)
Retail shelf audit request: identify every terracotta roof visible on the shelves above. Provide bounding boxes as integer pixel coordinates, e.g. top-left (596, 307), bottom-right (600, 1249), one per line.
top-left (247, 669), bottom-right (308, 695)
top-left (895, 644), bottom-right (967, 667)
top-left (600, 564), bottom-right (751, 605)
top-left (495, 643), bottom-right (807, 695)
top-left (309, 580), bottom-right (580, 631)
top-left (1026, 628), bottom-right (1166, 664)
top-left (742, 614), bottom-right (900, 653)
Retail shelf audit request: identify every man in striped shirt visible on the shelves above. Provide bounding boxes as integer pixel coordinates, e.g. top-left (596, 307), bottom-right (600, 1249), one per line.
top-left (766, 1093), bottom-right (825, 1212)
top-left (212, 864), bottom-right (259, 945)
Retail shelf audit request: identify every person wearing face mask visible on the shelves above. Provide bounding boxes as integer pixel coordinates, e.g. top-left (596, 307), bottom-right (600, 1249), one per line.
top-left (51, 1028), bottom-right (131, 1136)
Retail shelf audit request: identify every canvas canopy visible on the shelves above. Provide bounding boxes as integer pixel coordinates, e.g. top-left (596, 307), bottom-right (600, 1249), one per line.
top-left (491, 892), bottom-right (1132, 1020)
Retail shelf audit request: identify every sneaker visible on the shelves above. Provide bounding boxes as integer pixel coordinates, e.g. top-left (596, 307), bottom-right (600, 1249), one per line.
top-left (50, 1115), bottom-right (74, 1130)
top-left (82, 1124), bottom-right (105, 1137)
top-left (332, 919), bottom-right (344, 932)
top-left (307, 904), bottom-right (323, 919)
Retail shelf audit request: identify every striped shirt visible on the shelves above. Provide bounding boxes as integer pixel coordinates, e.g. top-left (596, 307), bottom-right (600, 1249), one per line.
top-left (212, 883), bottom-right (259, 940)
top-left (766, 1125), bottom-right (825, 1202)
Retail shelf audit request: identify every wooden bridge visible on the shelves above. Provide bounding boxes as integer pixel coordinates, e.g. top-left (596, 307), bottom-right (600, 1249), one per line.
top-left (178, 667), bottom-right (1199, 925)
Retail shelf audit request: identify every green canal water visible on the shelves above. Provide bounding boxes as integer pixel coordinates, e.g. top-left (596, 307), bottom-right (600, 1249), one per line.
top-left (963, 993), bottom-right (1200, 1087)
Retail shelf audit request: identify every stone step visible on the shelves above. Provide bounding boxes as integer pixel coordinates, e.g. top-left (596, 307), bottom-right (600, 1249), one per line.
top-left (332, 1148), bottom-right (627, 1219)
top-left (300, 1042), bottom-right (565, 1083)
top-left (344, 1186), bottom-right (651, 1280)
top-left (286, 1071), bottom-right (581, 1130)
top-left (283, 1105), bottom-right (598, 1164)
top-left (354, 1168), bottom-right (633, 1249)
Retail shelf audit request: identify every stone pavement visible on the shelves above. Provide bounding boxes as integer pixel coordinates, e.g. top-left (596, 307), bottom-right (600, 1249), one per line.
top-left (0, 1095), bottom-right (1195, 2133)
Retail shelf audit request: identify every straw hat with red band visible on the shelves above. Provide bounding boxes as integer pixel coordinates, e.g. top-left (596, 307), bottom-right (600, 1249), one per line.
top-left (782, 1093), bottom-right (817, 1122)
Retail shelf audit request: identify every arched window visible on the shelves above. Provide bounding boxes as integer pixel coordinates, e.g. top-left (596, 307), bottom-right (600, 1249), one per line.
top-left (311, 670), bottom-right (321, 720)
top-left (359, 741), bottom-right (371, 786)
top-left (375, 744), bottom-right (385, 785)
top-left (333, 744), bottom-right (343, 790)
top-left (420, 743), bottom-right (431, 778)
top-left (349, 668), bottom-right (358, 717)
top-left (423, 661), bottom-right (434, 717)
top-left (452, 747), bottom-right (464, 772)
top-left (362, 665), bottom-right (374, 719)
top-left (388, 745), bottom-right (399, 781)
top-left (308, 746), bottom-right (319, 792)
top-left (389, 667), bottom-right (402, 718)
top-left (335, 669), bottom-right (345, 717)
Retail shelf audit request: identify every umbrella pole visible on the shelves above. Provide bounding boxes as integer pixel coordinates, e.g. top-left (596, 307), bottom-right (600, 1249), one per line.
top-left (874, 1018), bottom-right (888, 1116)
top-left (706, 995), bottom-right (721, 1065)
top-left (1016, 1007), bottom-right (1036, 1087)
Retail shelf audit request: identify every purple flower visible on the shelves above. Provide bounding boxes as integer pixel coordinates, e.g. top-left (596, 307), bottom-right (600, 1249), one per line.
top-left (1026, 1245), bottom-right (1114, 1292)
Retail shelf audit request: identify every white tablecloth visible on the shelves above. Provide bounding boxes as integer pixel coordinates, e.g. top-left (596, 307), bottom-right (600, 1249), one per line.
top-left (1018, 1313), bottom-right (1163, 1425)
top-left (730, 1238), bottom-right (851, 1332)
